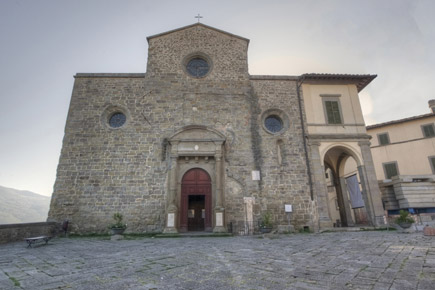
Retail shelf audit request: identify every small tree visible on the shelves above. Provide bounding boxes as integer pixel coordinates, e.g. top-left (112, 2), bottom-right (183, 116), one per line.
top-left (108, 213), bottom-right (127, 229)
top-left (260, 212), bottom-right (273, 228)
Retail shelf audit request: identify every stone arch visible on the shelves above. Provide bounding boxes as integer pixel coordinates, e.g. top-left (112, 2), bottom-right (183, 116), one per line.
top-left (180, 168), bottom-right (212, 232)
top-left (322, 144), bottom-right (368, 227)
top-left (321, 143), bottom-right (363, 168)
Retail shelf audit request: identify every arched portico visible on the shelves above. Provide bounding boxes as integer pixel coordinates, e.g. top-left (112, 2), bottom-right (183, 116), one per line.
top-left (309, 140), bottom-right (385, 229)
top-left (163, 125), bottom-right (226, 233)
top-left (323, 146), bottom-right (368, 227)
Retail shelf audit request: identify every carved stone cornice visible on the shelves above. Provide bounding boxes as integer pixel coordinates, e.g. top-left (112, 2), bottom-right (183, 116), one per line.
top-left (307, 133), bottom-right (371, 141)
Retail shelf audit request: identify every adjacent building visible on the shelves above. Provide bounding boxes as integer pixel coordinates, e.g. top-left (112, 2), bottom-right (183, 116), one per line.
top-left (367, 100), bottom-right (435, 220)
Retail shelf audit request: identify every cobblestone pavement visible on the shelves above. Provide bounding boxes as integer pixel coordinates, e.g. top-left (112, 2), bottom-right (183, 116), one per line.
top-left (0, 231), bottom-right (434, 289)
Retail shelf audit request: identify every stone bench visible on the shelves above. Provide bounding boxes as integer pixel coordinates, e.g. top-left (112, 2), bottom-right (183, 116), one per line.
top-left (25, 236), bottom-right (52, 248)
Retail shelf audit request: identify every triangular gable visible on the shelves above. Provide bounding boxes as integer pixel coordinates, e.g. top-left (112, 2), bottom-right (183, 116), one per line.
top-left (147, 23), bottom-right (250, 44)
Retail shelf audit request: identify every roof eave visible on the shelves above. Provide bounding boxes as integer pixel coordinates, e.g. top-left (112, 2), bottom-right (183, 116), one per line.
top-left (366, 113), bottom-right (435, 130)
top-left (301, 73), bottom-right (377, 92)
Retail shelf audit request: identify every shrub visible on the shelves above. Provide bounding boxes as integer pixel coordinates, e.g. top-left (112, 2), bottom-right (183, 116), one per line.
top-left (108, 213), bottom-right (127, 229)
top-left (395, 210), bottom-right (414, 224)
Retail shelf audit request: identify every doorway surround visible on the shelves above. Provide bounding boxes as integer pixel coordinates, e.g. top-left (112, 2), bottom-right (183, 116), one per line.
top-left (163, 125), bottom-right (226, 233)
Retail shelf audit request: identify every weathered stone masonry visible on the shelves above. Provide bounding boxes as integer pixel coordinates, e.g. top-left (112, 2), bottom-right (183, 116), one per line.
top-left (48, 23), bottom-right (382, 233)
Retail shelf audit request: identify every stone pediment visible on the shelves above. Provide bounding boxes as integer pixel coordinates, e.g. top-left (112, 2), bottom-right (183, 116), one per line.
top-left (169, 126), bottom-right (225, 156)
top-left (169, 126), bottom-right (226, 143)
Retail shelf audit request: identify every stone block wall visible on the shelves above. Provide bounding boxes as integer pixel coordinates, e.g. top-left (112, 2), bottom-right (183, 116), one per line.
top-left (0, 222), bottom-right (59, 244)
top-left (48, 24), bottom-right (318, 233)
top-left (250, 77), bottom-right (315, 230)
top-left (379, 175), bottom-right (435, 210)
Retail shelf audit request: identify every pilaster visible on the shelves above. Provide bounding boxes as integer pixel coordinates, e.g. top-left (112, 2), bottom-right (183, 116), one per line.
top-left (358, 141), bottom-right (385, 226)
top-left (213, 146), bottom-right (226, 233)
top-left (163, 155), bottom-right (179, 233)
top-left (308, 141), bottom-right (333, 228)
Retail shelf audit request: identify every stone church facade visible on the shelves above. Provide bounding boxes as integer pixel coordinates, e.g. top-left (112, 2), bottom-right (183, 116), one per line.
top-left (48, 23), bottom-right (385, 234)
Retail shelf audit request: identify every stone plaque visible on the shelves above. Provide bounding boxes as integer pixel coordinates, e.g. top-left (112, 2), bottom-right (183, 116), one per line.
top-left (285, 204), bottom-right (292, 212)
top-left (216, 212), bottom-right (223, 226)
top-left (252, 170), bottom-right (260, 180)
top-left (167, 213), bottom-right (175, 227)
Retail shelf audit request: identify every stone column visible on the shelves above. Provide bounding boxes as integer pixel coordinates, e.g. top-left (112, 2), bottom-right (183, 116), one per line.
top-left (213, 143), bottom-right (226, 233)
top-left (309, 141), bottom-right (333, 229)
top-left (358, 141), bottom-right (385, 226)
top-left (163, 155), bottom-right (179, 233)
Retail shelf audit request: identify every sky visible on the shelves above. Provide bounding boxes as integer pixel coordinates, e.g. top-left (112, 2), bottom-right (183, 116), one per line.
top-left (1, 0), bottom-right (434, 196)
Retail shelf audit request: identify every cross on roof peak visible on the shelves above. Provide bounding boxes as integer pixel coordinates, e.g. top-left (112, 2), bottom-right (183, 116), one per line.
top-left (195, 14), bottom-right (203, 23)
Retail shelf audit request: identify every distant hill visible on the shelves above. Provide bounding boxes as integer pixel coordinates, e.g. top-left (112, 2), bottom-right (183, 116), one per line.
top-left (0, 185), bottom-right (51, 225)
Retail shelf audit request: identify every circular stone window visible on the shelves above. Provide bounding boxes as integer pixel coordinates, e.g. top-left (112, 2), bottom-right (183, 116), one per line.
top-left (108, 112), bottom-right (126, 128)
top-left (186, 57), bottom-right (210, 77)
top-left (261, 109), bottom-right (289, 135)
top-left (264, 115), bottom-right (283, 133)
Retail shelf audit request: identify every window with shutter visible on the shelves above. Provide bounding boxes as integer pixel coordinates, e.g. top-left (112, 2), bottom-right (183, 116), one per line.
top-left (377, 133), bottom-right (390, 145)
top-left (324, 100), bottom-right (342, 124)
top-left (430, 156), bottom-right (435, 174)
top-left (422, 124), bottom-right (435, 138)
top-left (383, 162), bottom-right (399, 179)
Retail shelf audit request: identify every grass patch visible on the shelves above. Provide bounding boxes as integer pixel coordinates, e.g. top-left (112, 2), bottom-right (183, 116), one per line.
top-left (5, 273), bottom-right (20, 287)
top-left (400, 257), bottom-right (409, 271)
top-left (154, 233), bottom-right (181, 238)
top-left (123, 233), bottom-right (158, 240)
top-left (193, 233), bottom-right (232, 238)
top-left (360, 227), bottom-right (396, 231)
top-left (66, 232), bottom-right (232, 240)
top-left (298, 228), bottom-right (311, 234)
top-left (68, 233), bottom-right (110, 239)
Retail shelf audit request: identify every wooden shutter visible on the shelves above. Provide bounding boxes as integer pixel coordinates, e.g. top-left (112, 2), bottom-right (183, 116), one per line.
top-left (378, 133), bottom-right (389, 145)
top-left (384, 163), bottom-right (398, 179)
top-left (423, 124), bottom-right (435, 137)
top-left (325, 101), bottom-right (342, 124)
top-left (431, 157), bottom-right (435, 174)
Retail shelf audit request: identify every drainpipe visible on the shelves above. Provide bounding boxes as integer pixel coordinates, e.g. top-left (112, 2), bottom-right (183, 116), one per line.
top-left (296, 76), bottom-right (314, 201)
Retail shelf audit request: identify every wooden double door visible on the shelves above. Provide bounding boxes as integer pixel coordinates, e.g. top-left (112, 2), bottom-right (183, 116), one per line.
top-left (180, 168), bottom-right (212, 232)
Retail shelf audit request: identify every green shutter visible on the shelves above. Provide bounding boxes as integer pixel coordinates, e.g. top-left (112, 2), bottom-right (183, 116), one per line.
top-left (325, 101), bottom-right (342, 124)
top-left (423, 124), bottom-right (435, 137)
top-left (431, 157), bottom-right (435, 174)
top-left (384, 163), bottom-right (398, 179)
top-left (378, 133), bottom-right (389, 145)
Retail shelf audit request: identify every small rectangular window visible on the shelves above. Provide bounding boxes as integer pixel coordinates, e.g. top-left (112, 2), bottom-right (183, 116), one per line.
top-left (324, 100), bottom-right (342, 124)
top-left (383, 162), bottom-right (399, 179)
top-left (422, 124), bottom-right (435, 138)
top-left (429, 156), bottom-right (435, 174)
top-left (377, 133), bottom-right (390, 145)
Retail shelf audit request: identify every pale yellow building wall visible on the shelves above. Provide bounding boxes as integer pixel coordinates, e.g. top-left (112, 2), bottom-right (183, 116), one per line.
top-left (302, 84), bottom-right (367, 135)
top-left (367, 116), bottom-right (435, 180)
top-left (302, 81), bottom-right (386, 227)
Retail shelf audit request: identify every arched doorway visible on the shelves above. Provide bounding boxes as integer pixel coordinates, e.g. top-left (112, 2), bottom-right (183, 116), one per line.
top-left (180, 168), bottom-right (212, 232)
top-left (323, 145), bottom-right (369, 227)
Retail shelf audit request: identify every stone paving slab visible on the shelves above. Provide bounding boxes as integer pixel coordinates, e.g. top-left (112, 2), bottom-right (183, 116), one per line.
top-left (0, 231), bottom-right (434, 289)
